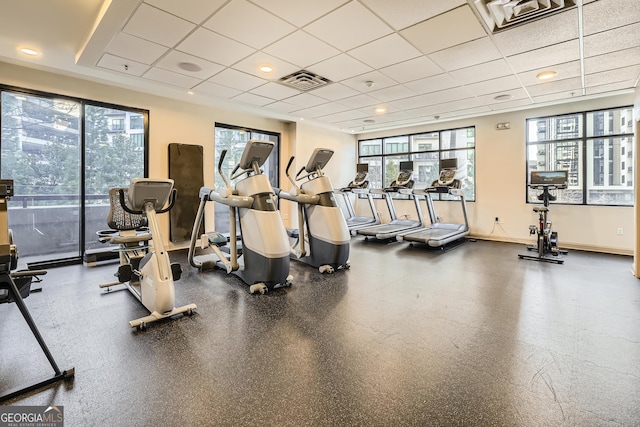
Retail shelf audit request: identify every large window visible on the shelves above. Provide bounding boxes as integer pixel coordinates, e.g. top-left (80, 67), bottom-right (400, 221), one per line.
top-left (213, 123), bottom-right (279, 233)
top-left (358, 126), bottom-right (476, 201)
top-left (1, 86), bottom-right (148, 266)
top-left (526, 107), bottom-right (634, 206)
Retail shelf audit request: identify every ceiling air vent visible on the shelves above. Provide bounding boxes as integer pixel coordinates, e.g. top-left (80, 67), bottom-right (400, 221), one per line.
top-left (278, 70), bottom-right (332, 92)
top-left (473, 0), bottom-right (577, 33)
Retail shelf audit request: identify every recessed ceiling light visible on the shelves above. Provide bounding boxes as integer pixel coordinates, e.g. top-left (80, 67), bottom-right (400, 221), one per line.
top-left (494, 94), bottom-right (513, 101)
top-left (259, 64), bottom-right (273, 73)
top-left (187, 90), bottom-right (194, 95)
top-left (178, 62), bottom-right (201, 72)
top-left (536, 70), bottom-right (557, 80)
top-left (374, 107), bottom-right (386, 114)
top-left (19, 47), bottom-right (39, 56)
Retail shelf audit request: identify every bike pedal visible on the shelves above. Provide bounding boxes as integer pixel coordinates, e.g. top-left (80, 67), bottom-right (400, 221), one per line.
top-left (116, 264), bottom-right (133, 282)
top-left (171, 262), bottom-right (182, 281)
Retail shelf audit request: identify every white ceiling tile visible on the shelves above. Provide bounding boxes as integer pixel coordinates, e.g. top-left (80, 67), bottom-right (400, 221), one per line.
top-left (263, 31), bottom-right (340, 68)
top-left (368, 84), bottom-right (416, 102)
top-left (449, 59), bottom-right (512, 85)
top-left (341, 71), bottom-right (397, 93)
top-left (487, 98), bottom-right (534, 111)
top-left (404, 73), bottom-right (458, 94)
top-left (305, 1), bottom-right (392, 51)
top-left (311, 83), bottom-right (360, 101)
top-left (400, 6), bottom-right (486, 55)
top-left (249, 0), bottom-right (349, 27)
top-left (424, 87), bottom-right (475, 104)
top-left (584, 47), bottom-right (640, 75)
top-left (192, 81), bottom-right (243, 98)
top-left (492, 9), bottom-right (579, 57)
top-left (232, 53), bottom-right (299, 80)
top-left (506, 39), bottom-right (580, 73)
top-left (284, 92), bottom-right (328, 108)
top-left (177, 28), bottom-right (255, 66)
top-left (585, 65), bottom-right (640, 87)
top-left (465, 75), bottom-right (522, 96)
top-left (476, 88), bottom-right (530, 105)
top-left (338, 94), bottom-right (379, 108)
top-left (586, 80), bottom-right (638, 95)
top-left (143, 67), bottom-right (201, 88)
top-left (583, 22), bottom-right (640, 58)
top-left (124, 4), bottom-right (195, 47)
top-left (429, 37), bottom-right (502, 71)
top-left (264, 101), bottom-right (301, 114)
top-left (517, 61), bottom-right (581, 87)
top-left (533, 91), bottom-right (585, 104)
top-left (379, 57), bottom-right (443, 84)
top-left (437, 106), bottom-right (491, 119)
top-left (388, 95), bottom-right (432, 111)
top-left (233, 92), bottom-right (274, 106)
top-left (208, 68), bottom-right (267, 91)
top-left (360, 0), bottom-right (466, 31)
top-left (321, 109), bottom-right (369, 123)
top-left (97, 54), bottom-right (150, 76)
top-left (204, 0), bottom-right (295, 50)
top-left (155, 50), bottom-right (224, 79)
top-left (144, 0), bottom-right (227, 24)
top-left (250, 82), bottom-right (300, 99)
top-left (106, 33), bottom-right (168, 65)
top-left (583, 0), bottom-right (640, 36)
top-left (526, 77), bottom-right (583, 97)
top-left (307, 54), bottom-right (373, 82)
top-left (293, 102), bottom-right (351, 118)
top-left (348, 33), bottom-right (422, 69)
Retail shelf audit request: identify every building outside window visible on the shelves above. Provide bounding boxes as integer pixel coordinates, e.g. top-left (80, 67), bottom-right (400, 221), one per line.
top-left (526, 106), bottom-right (634, 206)
top-left (358, 127), bottom-right (475, 201)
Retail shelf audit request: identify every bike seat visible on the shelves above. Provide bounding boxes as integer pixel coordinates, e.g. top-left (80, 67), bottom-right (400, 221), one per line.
top-left (533, 207), bottom-right (548, 213)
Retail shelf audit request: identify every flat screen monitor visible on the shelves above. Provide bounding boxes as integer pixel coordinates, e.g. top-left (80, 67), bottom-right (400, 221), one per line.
top-left (399, 161), bottom-right (413, 171)
top-left (530, 170), bottom-right (568, 186)
top-left (356, 163), bottom-right (368, 173)
top-left (440, 158), bottom-right (458, 170)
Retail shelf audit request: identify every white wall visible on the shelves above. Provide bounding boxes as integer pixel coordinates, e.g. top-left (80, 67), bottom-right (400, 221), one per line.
top-left (359, 94), bottom-right (636, 255)
top-left (1, 61), bottom-right (635, 255)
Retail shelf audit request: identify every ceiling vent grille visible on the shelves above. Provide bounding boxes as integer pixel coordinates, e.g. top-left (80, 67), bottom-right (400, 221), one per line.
top-left (278, 70), bottom-right (332, 91)
top-left (473, 0), bottom-right (577, 33)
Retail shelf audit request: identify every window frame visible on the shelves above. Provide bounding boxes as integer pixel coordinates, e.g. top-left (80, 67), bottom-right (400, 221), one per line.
top-left (358, 126), bottom-right (476, 202)
top-left (525, 106), bottom-right (634, 207)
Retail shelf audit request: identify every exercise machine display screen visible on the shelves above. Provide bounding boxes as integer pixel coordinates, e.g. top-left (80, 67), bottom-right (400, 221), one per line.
top-left (530, 170), bottom-right (568, 187)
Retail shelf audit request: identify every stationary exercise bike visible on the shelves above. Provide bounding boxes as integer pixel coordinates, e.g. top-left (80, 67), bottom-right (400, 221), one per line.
top-left (98, 178), bottom-right (196, 329)
top-left (518, 171), bottom-right (569, 264)
top-left (188, 139), bottom-right (293, 294)
top-left (0, 179), bottom-right (74, 401)
top-left (278, 148), bottom-right (350, 273)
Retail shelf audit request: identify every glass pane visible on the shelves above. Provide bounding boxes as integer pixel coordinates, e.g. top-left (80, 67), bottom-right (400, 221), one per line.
top-left (441, 128), bottom-right (475, 149)
top-left (586, 136), bottom-right (634, 205)
top-left (358, 157), bottom-right (382, 189)
top-left (441, 150), bottom-right (475, 201)
top-left (526, 141), bottom-right (583, 204)
top-left (411, 132), bottom-right (438, 152)
top-left (411, 152), bottom-right (438, 189)
top-left (84, 105), bottom-right (146, 252)
top-left (587, 108), bottom-right (634, 137)
top-left (359, 139), bottom-right (381, 156)
top-left (1, 91), bottom-right (81, 262)
top-left (384, 155), bottom-right (410, 188)
top-left (527, 114), bottom-right (583, 143)
top-left (383, 136), bottom-right (409, 154)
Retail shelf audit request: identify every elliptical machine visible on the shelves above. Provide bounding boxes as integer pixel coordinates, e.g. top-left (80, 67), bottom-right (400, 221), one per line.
top-left (278, 148), bottom-right (350, 273)
top-left (188, 140), bottom-right (293, 294)
top-left (98, 178), bottom-right (197, 329)
top-left (518, 170), bottom-right (569, 264)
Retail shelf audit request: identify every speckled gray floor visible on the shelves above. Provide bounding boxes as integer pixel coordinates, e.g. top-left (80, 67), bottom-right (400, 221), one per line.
top-left (1, 239), bottom-right (639, 426)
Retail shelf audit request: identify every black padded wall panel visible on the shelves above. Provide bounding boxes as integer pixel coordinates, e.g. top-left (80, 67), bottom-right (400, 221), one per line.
top-left (168, 143), bottom-right (204, 242)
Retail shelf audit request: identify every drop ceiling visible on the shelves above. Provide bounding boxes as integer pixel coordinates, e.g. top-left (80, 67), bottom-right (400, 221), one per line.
top-left (0, 0), bottom-right (638, 134)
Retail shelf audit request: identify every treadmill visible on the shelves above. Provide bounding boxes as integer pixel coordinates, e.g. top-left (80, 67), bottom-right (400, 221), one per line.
top-left (397, 158), bottom-right (469, 247)
top-left (335, 163), bottom-right (380, 235)
top-left (356, 161), bottom-right (424, 241)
